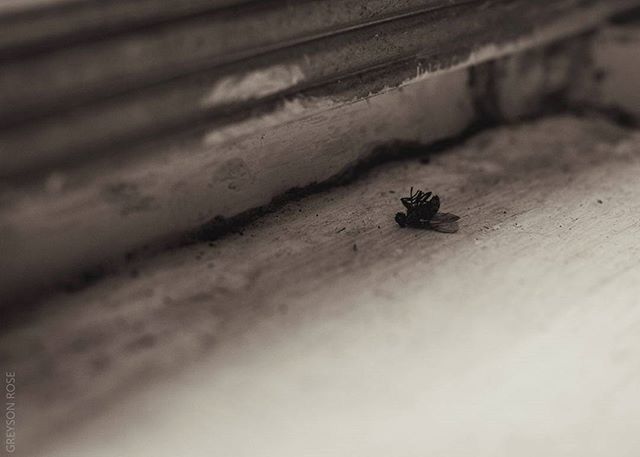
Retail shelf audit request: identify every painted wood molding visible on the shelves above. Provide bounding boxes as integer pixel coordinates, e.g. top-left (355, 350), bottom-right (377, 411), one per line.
top-left (0, 0), bottom-right (638, 304)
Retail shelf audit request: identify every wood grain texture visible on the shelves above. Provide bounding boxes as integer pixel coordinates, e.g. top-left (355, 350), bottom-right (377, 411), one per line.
top-left (2, 114), bottom-right (639, 456)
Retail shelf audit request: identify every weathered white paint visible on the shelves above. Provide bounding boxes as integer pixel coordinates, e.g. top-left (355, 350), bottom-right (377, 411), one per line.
top-left (1, 16), bottom-right (636, 303)
top-left (0, 66), bottom-right (476, 302)
top-left (204, 97), bottom-right (332, 145)
top-left (202, 64), bottom-right (305, 108)
top-left (406, 0), bottom-right (639, 86)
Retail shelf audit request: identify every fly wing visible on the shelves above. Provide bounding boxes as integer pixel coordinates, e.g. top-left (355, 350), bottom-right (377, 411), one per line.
top-left (429, 220), bottom-right (459, 233)
top-left (428, 212), bottom-right (460, 233)
top-left (431, 212), bottom-right (460, 222)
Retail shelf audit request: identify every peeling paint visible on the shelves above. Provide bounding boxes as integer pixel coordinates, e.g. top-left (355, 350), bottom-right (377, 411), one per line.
top-left (1, 15), bottom-right (631, 304)
top-left (103, 182), bottom-right (156, 216)
top-left (401, 2), bottom-right (623, 88)
top-left (202, 64), bottom-right (305, 108)
top-left (211, 157), bottom-right (255, 191)
top-left (204, 97), bottom-right (336, 145)
top-left (201, 5), bottom-right (622, 149)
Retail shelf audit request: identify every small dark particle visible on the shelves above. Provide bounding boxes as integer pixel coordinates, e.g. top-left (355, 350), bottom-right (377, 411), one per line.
top-left (594, 68), bottom-right (607, 82)
top-left (336, 227), bottom-right (346, 233)
top-left (419, 156), bottom-right (431, 164)
top-left (353, 243), bottom-right (358, 252)
top-left (394, 187), bottom-right (460, 233)
top-left (597, 199), bottom-right (603, 204)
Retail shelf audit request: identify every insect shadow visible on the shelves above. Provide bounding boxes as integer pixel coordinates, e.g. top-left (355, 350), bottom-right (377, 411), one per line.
top-left (395, 187), bottom-right (460, 233)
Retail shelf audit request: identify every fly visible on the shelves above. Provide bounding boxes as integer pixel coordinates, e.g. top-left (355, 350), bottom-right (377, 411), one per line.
top-left (394, 187), bottom-right (460, 233)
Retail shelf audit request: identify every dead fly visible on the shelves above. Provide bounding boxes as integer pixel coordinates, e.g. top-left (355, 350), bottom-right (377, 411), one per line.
top-left (395, 187), bottom-right (460, 233)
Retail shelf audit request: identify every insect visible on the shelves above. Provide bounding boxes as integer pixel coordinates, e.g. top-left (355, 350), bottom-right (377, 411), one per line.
top-left (395, 187), bottom-right (460, 233)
